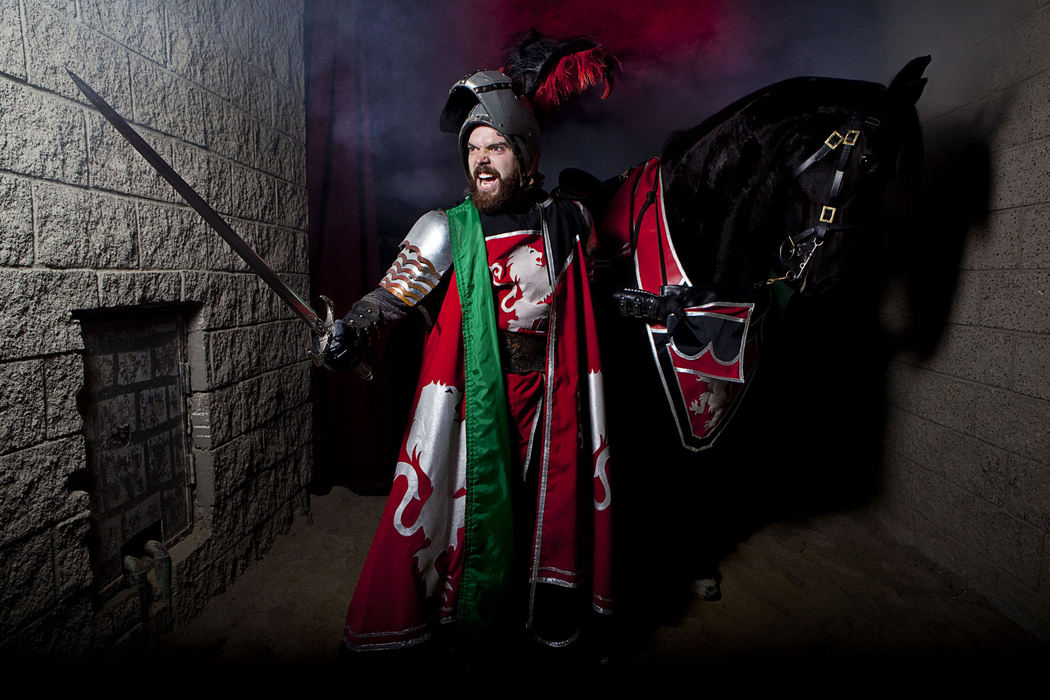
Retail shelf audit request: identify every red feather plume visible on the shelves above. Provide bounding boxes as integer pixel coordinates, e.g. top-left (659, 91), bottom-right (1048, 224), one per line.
top-left (533, 45), bottom-right (619, 111)
top-left (501, 29), bottom-right (620, 117)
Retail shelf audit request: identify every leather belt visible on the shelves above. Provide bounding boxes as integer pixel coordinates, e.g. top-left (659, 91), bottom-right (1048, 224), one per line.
top-left (498, 330), bottom-right (547, 374)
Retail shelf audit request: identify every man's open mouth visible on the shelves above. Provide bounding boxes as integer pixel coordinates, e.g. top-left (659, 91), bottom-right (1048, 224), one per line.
top-left (475, 170), bottom-right (500, 192)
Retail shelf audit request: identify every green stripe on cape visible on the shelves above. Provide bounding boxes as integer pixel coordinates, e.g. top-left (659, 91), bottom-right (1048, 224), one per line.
top-left (446, 198), bottom-right (515, 634)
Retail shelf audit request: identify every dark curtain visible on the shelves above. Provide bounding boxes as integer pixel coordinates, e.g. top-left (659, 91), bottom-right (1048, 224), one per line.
top-left (305, 0), bottom-right (391, 493)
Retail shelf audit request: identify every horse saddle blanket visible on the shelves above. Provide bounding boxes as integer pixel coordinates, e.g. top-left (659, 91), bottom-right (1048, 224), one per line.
top-left (597, 158), bottom-right (761, 452)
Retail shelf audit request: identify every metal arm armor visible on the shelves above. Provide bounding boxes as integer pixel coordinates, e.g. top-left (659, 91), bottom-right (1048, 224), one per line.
top-left (378, 210), bottom-right (452, 306)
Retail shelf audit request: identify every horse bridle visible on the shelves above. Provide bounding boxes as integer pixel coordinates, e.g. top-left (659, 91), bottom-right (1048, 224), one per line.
top-left (766, 111), bottom-right (884, 288)
top-left (625, 110), bottom-right (885, 304)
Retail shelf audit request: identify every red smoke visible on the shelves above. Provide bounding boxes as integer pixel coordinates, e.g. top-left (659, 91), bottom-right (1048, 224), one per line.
top-left (479, 0), bottom-right (724, 66)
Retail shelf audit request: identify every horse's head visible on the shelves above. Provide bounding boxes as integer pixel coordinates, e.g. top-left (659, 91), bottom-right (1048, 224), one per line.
top-left (659, 58), bottom-right (929, 302)
top-left (778, 56), bottom-right (930, 297)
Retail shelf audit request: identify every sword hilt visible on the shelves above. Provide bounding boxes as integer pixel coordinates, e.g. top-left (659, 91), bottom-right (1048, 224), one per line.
top-left (310, 295), bottom-right (373, 381)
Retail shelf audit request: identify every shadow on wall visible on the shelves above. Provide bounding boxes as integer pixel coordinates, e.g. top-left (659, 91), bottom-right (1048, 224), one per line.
top-left (884, 116), bottom-right (996, 357)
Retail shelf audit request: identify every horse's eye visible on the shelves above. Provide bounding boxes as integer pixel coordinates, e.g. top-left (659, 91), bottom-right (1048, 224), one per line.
top-left (859, 153), bottom-right (874, 169)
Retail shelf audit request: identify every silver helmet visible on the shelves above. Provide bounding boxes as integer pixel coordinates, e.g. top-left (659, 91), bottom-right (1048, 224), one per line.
top-left (439, 69), bottom-right (540, 181)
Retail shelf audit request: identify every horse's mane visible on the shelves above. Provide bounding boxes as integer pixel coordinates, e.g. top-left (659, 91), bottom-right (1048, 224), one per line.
top-left (661, 76), bottom-right (890, 167)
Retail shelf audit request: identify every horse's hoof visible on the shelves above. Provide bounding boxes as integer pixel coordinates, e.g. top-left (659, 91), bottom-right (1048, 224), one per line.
top-left (691, 577), bottom-right (722, 601)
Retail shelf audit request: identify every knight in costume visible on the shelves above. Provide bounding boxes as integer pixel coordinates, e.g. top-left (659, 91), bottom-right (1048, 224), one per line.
top-left (325, 41), bottom-right (619, 656)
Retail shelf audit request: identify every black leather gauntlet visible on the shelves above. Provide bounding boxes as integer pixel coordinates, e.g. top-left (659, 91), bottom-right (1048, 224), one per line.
top-left (612, 287), bottom-right (684, 324)
top-left (323, 299), bottom-right (382, 371)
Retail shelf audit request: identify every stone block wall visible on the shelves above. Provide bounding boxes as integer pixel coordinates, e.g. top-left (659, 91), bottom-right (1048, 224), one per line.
top-left (874, 0), bottom-right (1050, 640)
top-left (0, 0), bottom-right (309, 657)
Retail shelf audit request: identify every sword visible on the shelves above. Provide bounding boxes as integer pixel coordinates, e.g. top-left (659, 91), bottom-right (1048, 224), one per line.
top-left (67, 68), bottom-right (371, 380)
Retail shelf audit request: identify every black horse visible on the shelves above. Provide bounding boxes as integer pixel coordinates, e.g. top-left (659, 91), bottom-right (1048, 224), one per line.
top-left (576, 57), bottom-right (929, 632)
top-left (660, 58), bottom-right (929, 298)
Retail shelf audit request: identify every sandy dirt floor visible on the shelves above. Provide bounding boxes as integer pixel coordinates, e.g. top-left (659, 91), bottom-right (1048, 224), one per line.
top-left (138, 486), bottom-right (1049, 684)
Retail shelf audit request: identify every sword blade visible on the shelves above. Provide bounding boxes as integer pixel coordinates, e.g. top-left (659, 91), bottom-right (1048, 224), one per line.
top-left (66, 68), bottom-right (326, 338)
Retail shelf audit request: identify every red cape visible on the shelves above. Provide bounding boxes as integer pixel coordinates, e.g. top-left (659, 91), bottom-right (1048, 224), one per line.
top-left (344, 231), bottom-right (613, 650)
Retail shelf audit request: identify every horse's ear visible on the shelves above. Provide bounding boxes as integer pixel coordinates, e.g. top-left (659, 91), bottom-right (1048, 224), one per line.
top-left (889, 55), bottom-right (931, 105)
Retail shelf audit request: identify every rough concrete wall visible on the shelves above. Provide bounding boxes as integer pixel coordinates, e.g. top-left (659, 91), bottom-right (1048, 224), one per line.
top-left (875, 1), bottom-right (1050, 640)
top-left (0, 0), bottom-right (309, 657)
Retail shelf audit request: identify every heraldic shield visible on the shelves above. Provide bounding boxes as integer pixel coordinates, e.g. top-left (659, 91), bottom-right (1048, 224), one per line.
top-left (600, 159), bottom-right (763, 451)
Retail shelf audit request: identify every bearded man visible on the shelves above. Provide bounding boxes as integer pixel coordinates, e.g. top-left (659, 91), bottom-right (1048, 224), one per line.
top-left (325, 69), bottom-right (613, 657)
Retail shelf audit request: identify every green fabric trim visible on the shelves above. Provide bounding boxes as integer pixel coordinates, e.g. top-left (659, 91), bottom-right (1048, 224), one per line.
top-left (446, 199), bottom-right (515, 634)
